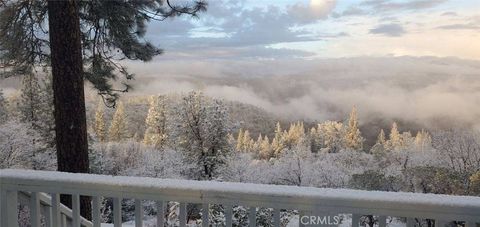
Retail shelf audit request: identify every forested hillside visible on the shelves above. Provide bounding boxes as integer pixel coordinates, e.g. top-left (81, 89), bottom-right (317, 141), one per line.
top-left (2, 75), bottom-right (480, 224)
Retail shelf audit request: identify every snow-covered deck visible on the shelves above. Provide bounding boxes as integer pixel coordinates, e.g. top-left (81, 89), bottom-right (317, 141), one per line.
top-left (1, 169), bottom-right (479, 227)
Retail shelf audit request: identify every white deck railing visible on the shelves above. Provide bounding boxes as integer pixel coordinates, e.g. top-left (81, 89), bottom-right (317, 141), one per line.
top-left (1, 169), bottom-right (480, 227)
top-left (17, 191), bottom-right (93, 227)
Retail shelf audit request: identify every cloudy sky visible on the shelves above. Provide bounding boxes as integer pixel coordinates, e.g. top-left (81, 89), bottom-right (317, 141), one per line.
top-left (3, 0), bottom-right (479, 129)
top-left (145, 0), bottom-right (480, 60)
top-left (113, 0), bottom-right (480, 129)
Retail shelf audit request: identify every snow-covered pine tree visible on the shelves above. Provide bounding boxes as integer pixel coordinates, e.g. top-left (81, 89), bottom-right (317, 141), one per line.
top-left (377, 129), bottom-right (386, 145)
top-left (109, 102), bottom-right (127, 142)
top-left (0, 89), bottom-right (7, 121)
top-left (259, 135), bottom-right (273, 159)
top-left (17, 73), bottom-right (56, 168)
top-left (401, 131), bottom-right (415, 148)
top-left (253, 134), bottom-right (263, 154)
top-left (236, 128), bottom-right (245, 152)
top-left (18, 73), bottom-right (54, 141)
top-left (283, 122), bottom-right (306, 150)
top-left (37, 74), bottom-right (55, 147)
top-left (18, 73), bottom-right (42, 128)
top-left (415, 129), bottom-right (432, 152)
top-left (94, 99), bottom-right (107, 142)
top-left (143, 95), bottom-right (168, 149)
top-left (386, 122), bottom-right (402, 151)
top-left (370, 129), bottom-right (387, 156)
top-left (317, 121), bottom-right (346, 153)
top-left (242, 130), bottom-right (254, 153)
top-left (271, 122), bottom-right (285, 156)
top-left (345, 106), bottom-right (364, 151)
top-left (309, 127), bottom-right (323, 153)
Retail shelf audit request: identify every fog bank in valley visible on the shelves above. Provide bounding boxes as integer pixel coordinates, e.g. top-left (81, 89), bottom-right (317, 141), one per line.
top-left (122, 56), bottom-right (480, 130)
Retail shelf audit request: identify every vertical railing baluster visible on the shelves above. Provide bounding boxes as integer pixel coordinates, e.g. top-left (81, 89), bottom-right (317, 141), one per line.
top-left (202, 203), bottom-right (209, 227)
top-left (274, 208), bottom-right (281, 227)
top-left (407, 218), bottom-right (415, 227)
top-left (61, 213), bottom-right (67, 227)
top-left (1, 190), bottom-right (19, 227)
top-left (299, 211), bottom-right (306, 227)
top-left (43, 203), bottom-right (52, 227)
top-left (30, 192), bottom-right (41, 227)
top-left (378, 216), bottom-right (387, 227)
top-left (72, 194), bottom-right (81, 227)
top-left (92, 196), bottom-right (101, 227)
top-left (249, 207), bottom-right (256, 227)
top-left (0, 189), bottom-right (5, 227)
top-left (225, 205), bottom-right (233, 227)
top-left (135, 199), bottom-right (143, 227)
top-left (113, 197), bottom-right (122, 227)
top-left (179, 203), bottom-right (187, 227)
top-left (7, 190), bottom-right (19, 227)
top-left (156, 201), bottom-right (165, 227)
top-left (51, 193), bottom-right (60, 227)
top-left (0, 189), bottom-right (6, 227)
top-left (435, 219), bottom-right (446, 227)
top-left (466, 222), bottom-right (477, 227)
top-left (352, 214), bottom-right (361, 227)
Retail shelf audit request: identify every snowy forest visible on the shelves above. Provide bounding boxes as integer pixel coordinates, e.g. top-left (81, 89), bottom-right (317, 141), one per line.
top-left (1, 0), bottom-right (480, 225)
top-left (1, 72), bottom-right (480, 226)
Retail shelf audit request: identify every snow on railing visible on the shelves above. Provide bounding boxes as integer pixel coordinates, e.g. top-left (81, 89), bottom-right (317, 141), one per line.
top-left (1, 169), bottom-right (480, 227)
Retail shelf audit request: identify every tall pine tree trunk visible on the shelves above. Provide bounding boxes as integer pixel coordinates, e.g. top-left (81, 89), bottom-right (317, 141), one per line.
top-left (47, 0), bottom-right (91, 219)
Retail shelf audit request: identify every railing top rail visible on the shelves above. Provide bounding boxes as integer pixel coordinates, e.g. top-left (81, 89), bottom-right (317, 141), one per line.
top-left (1, 169), bottom-right (480, 220)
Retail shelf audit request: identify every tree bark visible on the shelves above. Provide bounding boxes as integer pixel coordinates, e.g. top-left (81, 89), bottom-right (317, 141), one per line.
top-left (47, 0), bottom-right (91, 219)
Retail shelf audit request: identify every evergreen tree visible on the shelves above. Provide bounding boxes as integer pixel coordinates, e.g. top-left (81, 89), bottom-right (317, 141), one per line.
top-left (18, 73), bottom-right (42, 127)
top-left (309, 127), bottom-right (322, 153)
top-left (271, 122), bottom-right (285, 156)
top-left (253, 134), bottom-right (263, 155)
top-left (387, 122), bottom-right (402, 150)
top-left (236, 128), bottom-right (245, 152)
top-left (371, 129), bottom-right (387, 156)
top-left (401, 131), bottom-right (415, 148)
top-left (93, 99), bottom-right (107, 142)
top-left (284, 122), bottom-right (306, 150)
top-left (37, 74), bottom-right (55, 147)
top-left (345, 106), bottom-right (364, 150)
top-left (0, 89), bottom-right (7, 121)
top-left (242, 130), bottom-right (254, 153)
top-left (259, 135), bottom-right (272, 159)
top-left (143, 95), bottom-right (168, 148)
top-left (317, 121), bottom-right (345, 153)
top-left (109, 102), bottom-right (127, 142)
top-left (1, 1), bottom-right (206, 217)
top-left (415, 129), bottom-right (432, 152)
top-left (377, 129), bottom-right (386, 145)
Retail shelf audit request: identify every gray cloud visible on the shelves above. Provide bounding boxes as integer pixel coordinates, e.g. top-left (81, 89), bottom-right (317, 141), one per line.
top-left (370, 24), bottom-right (406, 36)
top-left (441, 12), bottom-right (458, 17)
top-left (287, 0), bottom-right (337, 23)
top-left (335, 0), bottom-right (448, 18)
top-left (437, 24), bottom-right (480, 30)
top-left (334, 6), bottom-right (368, 17)
top-left (143, 0), bottom-right (337, 59)
top-left (436, 15), bottom-right (480, 31)
top-left (361, 0), bottom-right (448, 12)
